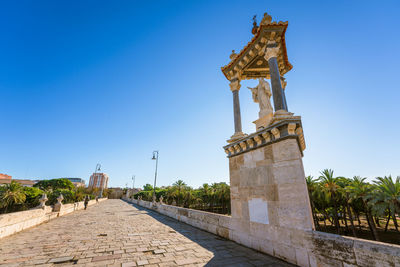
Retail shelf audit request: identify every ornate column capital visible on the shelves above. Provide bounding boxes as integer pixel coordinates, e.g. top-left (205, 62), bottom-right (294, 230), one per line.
top-left (229, 79), bottom-right (241, 91)
top-left (264, 46), bottom-right (280, 61)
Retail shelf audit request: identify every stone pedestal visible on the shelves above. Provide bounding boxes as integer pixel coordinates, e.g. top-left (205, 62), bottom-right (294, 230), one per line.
top-left (252, 113), bottom-right (273, 130)
top-left (224, 119), bottom-right (313, 264)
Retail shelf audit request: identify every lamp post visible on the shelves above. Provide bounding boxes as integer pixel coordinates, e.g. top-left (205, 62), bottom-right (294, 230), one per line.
top-left (94, 163), bottom-right (102, 197)
top-left (151, 151), bottom-right (159, 201)
top-left (132, 175), bottom-right (135, 189)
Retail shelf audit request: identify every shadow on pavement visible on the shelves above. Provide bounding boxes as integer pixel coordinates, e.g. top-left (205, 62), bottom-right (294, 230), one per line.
top-left (122, 200), bottom-right (295, 267)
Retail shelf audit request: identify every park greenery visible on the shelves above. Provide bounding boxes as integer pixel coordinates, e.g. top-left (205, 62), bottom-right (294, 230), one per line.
top-left (134, 172), bottom-right (400, 245)
top-left (133, 180), bottom-right (231, 214)
top-left (0, 178), bottom-right (111, 214)
top-left (307, 169), bottom-right (400, 244)
top-left (1, 172), bottom-right (399, 245)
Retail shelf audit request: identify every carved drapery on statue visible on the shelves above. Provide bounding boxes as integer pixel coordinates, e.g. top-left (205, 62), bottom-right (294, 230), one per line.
top-left (248, 79), bottom-right (274, 130)
top-left (248, 78), bottom-right (273, 118)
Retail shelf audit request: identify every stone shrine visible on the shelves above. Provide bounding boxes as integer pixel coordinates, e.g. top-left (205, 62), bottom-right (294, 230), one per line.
top-left (222, 11), bottom-right (314, 259)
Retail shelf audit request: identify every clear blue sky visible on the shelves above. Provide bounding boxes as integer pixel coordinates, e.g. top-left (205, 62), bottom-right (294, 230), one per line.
top-left (1, 0), bottom-right (399, 188)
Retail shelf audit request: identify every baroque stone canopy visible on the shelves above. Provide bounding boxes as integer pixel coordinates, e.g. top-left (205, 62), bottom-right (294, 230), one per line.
top-left (221, 13), bottom-right (292, 81)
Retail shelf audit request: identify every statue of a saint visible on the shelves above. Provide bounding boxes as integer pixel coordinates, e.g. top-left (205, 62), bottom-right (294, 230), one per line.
top-left (248, 78), bottom-right (273, 118)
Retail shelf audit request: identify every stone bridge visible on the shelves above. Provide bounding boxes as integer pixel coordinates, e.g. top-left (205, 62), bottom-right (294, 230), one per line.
top-left (0, 199), bottom-right (293, 267)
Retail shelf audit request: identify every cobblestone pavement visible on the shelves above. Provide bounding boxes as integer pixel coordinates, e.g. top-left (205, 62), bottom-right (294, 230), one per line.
top-left (0, 199), bottom-right (294, 267)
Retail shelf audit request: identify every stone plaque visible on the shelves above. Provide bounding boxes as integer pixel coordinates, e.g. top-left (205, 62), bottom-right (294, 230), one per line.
top-left (248, 198), bottom-right (269, 224)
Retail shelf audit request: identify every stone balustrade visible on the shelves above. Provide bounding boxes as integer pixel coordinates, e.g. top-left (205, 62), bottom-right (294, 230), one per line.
top-left (223, 118), bottom-right (306, 158)
top-left (124, 197), bottom-right (400, 267)
top-left (0, 198), bottom-right (107, 239)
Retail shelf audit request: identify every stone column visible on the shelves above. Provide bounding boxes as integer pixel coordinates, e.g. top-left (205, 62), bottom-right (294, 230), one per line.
top-left (265, 45), bottom-right (288, 112)
top-left (228, 79), bottom-right (246, 142)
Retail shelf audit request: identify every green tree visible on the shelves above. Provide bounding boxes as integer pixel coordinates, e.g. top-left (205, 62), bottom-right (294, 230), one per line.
top-left (172, 180), bottom-right (187, 206)
top-left (143, 184), bottom-right (153, 191)
top-left (34, 178), bottom-right (74, 191)
top-left (347, 176), bottom-right (380, 241)
top-left (319, 169), bottom-right (341, 234)
top-left (0, 181), bottom-right (26, 213)
top-left (23, 186), bottom-right (44, 208)
top-left (371, 176), bottom-right (400, 232)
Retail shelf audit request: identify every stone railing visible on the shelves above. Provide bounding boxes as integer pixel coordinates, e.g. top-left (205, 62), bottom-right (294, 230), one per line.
top-left (223, 117), bottom-right (306, 157)
top-left (124, 197), bottom-right (400, 267)
top-left (0, 198), bottom-right (107, 239)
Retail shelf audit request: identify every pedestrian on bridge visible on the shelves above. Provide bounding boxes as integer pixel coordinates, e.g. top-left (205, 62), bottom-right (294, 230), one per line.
top-left (84, 195), bottom-right (89, 210)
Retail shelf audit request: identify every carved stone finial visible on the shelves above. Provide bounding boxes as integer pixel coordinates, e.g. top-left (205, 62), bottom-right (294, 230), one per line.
top-left (38, 193), bottom-right (48, 209)
top-left (57, 194), bottom-right (64, 204)
top-left (260, 12), bottom-right (273, 25)
top-left (252, 15), bottom-right (258, 34)
top-left (53, 194), bottom-right (64, 212)
top-left (159, 195), bottom-right (164, 204)
top-left (230, 50), bottom-right (237, 60)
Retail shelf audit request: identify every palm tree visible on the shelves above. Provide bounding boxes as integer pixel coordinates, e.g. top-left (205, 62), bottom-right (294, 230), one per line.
top-left (0, 181), bottom-right (26, 213)
top-left (319, 169), bottom-right (341, 234)
top-left (338, 177), bottom-right (357, 237)
top-left (347, 176), bottom-right (380, 241)
top-left (172, 180), bottom-right (187, 206)
top-left (372, 176), bottom-right (400, 232)
top-left (306, 176), bottom-right (320, 228)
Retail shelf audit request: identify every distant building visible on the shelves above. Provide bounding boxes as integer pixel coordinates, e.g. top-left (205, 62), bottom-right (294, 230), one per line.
top-left (88, 173), bottom-right (109, 189)
top-left (0, 173), bottom-right (12, 185)
top-left (55, 178), bottom-right (85, 187)
top-left (13, 179), bottom-right (39, 187)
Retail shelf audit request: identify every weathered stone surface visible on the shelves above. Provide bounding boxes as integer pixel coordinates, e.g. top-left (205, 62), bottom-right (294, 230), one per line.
top-left (0, 198), bottom-right (106, 239)
top-left (0, 199), bottom-right (291, 267)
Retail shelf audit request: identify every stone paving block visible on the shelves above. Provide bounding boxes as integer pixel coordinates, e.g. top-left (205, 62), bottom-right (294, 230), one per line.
top-left (0, 200), bottom-right (293, 267)
top-left (48, 256), bottom-right (74, 263)
top-left (136, 259), bottom-right (149, 265)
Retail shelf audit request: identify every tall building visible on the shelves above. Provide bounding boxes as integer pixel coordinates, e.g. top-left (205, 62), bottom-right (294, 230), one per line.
top-left (88, 173), bottom-right (109, 189)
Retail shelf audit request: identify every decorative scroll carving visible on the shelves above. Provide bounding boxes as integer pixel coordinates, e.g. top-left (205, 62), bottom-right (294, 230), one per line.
top-left (288, 123), bottom-right (297, 135)
top-left (271, 128), bottom-right (280, 139)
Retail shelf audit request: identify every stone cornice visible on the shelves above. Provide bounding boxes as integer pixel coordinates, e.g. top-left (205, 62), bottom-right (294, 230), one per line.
top-left (223, 118), bottom-right (306, 158)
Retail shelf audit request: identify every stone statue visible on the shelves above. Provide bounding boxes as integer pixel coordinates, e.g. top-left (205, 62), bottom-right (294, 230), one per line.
top-left (248, 78), bottom-right (273, 118)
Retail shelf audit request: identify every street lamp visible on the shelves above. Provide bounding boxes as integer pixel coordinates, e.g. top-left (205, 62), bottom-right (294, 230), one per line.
top-left (132, 175), bottom-right (135, 189)
top-left (94, 163), bottom-right (102, 197)
top-left (151, 151), bottom-right (159, 201)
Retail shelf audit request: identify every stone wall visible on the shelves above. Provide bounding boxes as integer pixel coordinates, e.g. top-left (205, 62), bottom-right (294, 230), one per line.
top-left (0, 198), bottom-right (107, 239)
top-left (124, 197), bottom-right (400, 267)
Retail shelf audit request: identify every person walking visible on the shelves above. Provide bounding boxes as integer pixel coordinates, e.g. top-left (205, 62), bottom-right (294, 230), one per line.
top-left (95, 196), bottom-right (99, 204)
top-left (84, 195), bottom-right (89, 210)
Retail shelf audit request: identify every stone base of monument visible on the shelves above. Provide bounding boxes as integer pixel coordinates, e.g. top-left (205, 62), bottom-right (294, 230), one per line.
top-left (270, 110), bottom-right (296, 125)
top-left (224, 118), bottom-right (313, 265)
top-left (227, 131), bottom-right (247, 143)
top-left (252, 113), bottom-right (273, 130)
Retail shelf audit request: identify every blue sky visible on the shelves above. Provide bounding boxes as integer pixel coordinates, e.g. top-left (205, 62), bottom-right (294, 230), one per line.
top-left (1, 0), bottom-right (399, 188)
